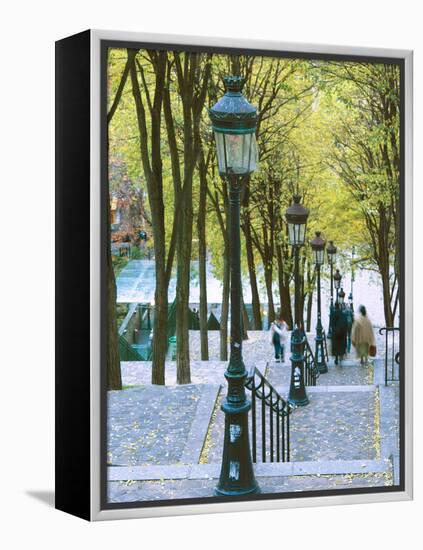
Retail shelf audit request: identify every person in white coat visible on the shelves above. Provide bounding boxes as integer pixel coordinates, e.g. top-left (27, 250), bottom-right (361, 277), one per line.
top-left (269, 314), bottom-right (289, 362)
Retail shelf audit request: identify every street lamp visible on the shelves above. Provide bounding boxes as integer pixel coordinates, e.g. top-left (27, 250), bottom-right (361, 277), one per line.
top-left (311, 231), bottom-right (328, 374)
top-left (326, 241), bottom-right (337, 304)
top-left (338, 287), bottom-right (346, 307)
top-left (333, 269), bottom-right (342, 302)
top-left (285, 195), bottom-right (309, 406)
top-left (348, 291), bottom-right (354, 312)
top-left (209, 75), bottom-right (259, 496)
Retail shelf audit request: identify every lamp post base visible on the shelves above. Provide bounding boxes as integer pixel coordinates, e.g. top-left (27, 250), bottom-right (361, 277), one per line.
top-left (317, 363), bottom-right (328, 375)
top-left (315, 331), bottom-right (328, 374)
top-left (215, 484), bottom-right (260, 496)
top-left (288, 326), bottom-right (309, 407)
top-left (215, 397), bottom-right (259, 496)
top-left (288, 394), bottom-right (309, 407)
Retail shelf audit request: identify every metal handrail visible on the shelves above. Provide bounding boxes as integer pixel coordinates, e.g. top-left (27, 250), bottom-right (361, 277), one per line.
top-left (304, 336), bottom-right (319, 386)
top-left (245, 364), bottom-right (291, 463)
top-left (379, 327), bottom-right (400, 386)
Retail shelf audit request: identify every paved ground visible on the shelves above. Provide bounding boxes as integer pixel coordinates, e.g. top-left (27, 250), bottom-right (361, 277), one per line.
top-left (204, 388), bottom-right (376, 464)
top-left (266, 357), bottom-right (374, 387)
top-left (122, 360), bottom-right (231, 387)
top-left (189, 330), bottom-right (275, 362)
top-left (107, 471), bottom-right (391, 503)
top-left (108, 384), bottom-right (218, 466)
top-left (107, 329), bottom-right (399, 504)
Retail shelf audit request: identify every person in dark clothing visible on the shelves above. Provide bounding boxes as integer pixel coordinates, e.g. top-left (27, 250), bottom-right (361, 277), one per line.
top-left (331, 302), bottom-right (348, 365)
top-left (344, 306), bottom-right (354, 353)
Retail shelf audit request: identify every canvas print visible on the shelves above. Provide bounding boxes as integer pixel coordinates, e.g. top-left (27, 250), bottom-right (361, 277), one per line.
top-left (103, 44), bottom-right (402, 506)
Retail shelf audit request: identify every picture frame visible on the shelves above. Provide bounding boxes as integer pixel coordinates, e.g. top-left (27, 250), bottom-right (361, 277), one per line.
top-left (55, 29), bottom-right (413, 521)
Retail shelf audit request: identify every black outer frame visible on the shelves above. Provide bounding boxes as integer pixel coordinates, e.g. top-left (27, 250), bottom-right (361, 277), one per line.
top-left (100, 39), bottom-right (405, 512)
top-left (55, 30), bottom-right (91, 520)
top-left (55, 29), bottom-right (407, 521)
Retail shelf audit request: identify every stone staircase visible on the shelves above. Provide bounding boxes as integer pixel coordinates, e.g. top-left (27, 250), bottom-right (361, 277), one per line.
top-left (108, 330), bottom-right (398, 502)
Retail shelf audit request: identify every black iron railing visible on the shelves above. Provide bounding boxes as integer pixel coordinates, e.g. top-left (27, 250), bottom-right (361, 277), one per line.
top-left (245, 365), bottom-right (291, 463)
top-left (304, 336), bottom-right (319, 386)
top-left (379, 327), bottom-right (400, 386)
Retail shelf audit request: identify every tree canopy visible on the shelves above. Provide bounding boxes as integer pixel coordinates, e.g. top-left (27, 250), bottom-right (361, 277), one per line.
top-left (107, 48), bottom-right (401, 384)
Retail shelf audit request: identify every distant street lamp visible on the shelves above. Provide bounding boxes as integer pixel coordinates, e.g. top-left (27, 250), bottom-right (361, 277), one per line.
top-left (338, 287), bottom-right (346, 306)
top-left (285, 195), bottom-right (309, 406)
top-left (326, 240), bottom-right (337, 339)
top-left (333, 269), bottom-right (342, 302)
top-left (326, 241), bottom-right (337, 304)
top-left (311, 231), bottom-right (328, 374)
top-left (350, 245), bottom-right (355, 307)
top-left (209, 75), bottom-right (259, 496)
top-left (348, 291), bottom-right (354, 312)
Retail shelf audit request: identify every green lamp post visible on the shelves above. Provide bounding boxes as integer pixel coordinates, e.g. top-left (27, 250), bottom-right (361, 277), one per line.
top-left (326, 240), bottom-right (337, 339)
top-left (338, 287), bottom-right (346, 307)
top-left (209, 75), bottom-right (259, 496)
top-left (334, 269), bottom-right (342, 303)
top-left (311, 231), bottom-right (328, 374)
top-left (326, 241), bottom-right (337, 304)
top-left (285, 195), bottom-right (309, 406)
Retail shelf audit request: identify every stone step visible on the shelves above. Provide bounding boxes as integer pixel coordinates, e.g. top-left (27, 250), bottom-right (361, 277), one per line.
top-left (108, 458), bottom-right (392, 481)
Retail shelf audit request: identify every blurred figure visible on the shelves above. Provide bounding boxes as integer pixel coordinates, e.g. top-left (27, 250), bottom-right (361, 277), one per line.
top-left (352, 305), bottom-right (376, 365)
top-left (344, 306), bottom-right (354, 353)
top-left (269, 314), bottom-right (289, 362)
top-left (331, 302), bottom-right (348, 365)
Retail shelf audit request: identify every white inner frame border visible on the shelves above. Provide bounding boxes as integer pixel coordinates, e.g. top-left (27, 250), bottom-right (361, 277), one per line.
top-left (89, 29), bottom-right (413, 521)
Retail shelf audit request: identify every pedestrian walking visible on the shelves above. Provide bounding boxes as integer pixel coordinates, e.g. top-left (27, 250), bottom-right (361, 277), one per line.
top-left (351, 305), bottom-right (376, 365)
top-left (269, 314), bottom-right (289, 362)
top-left (344, 305), bottom-right (354, 353)
top-left (331, 302), bottom-right (348, 365)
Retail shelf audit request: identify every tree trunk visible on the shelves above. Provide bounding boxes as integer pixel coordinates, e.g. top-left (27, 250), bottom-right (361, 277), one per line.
top-left (128, 50), bottom-right (168, 385)
top-left (220, 237), bottom-right (230, 361)
top-left (106, 55), bottom-right (128, 391)
top-left (276, 243), bottom-right (293, 328)
top-left (264, 266), bottom-right (275, 323)
top-left (306, 286), bottom-right (314, 333)
top-left (176, 193), bottom-right (193, 384)
top-left (197, 161), bottom-right (209, 360)
top-left (152, 274), bottom-right (167, 385)
top-left (378, 208), bottom-right (394, 327)
top-left (241, 192), bottom-right (262, 329)
top-left (380, 260), bottom-right (394, 327)
top-left (298, 255), bottom-right (307, 329)
top-left (151, 205), bottom-right (168, 385)
top-left (244, 237), bottom-right (262, 328)
top-left (169, 52), bottom-right (211, 383)
top-left (242, 296), bottom-right (249, 340)
top-left (107, 199), bottom-right (122, 390)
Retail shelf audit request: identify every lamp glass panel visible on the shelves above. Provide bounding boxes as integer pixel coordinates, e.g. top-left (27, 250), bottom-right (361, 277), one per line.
top-left (315, 249), bottom-right (324, 265)
top-left (288, 223), bottom-right (296, 245)
top-left (298, 223), bottom-right (306, 245)
top-left (288, 222), bottom-right (307, 246)
top-left (214, 131), bottom-right (258, 175)
top-left (328, 252), bottom-right (336, 265)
